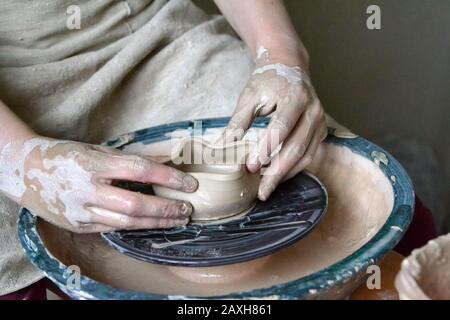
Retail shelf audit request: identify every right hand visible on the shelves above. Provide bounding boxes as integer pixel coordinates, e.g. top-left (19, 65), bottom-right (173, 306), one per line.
top-left (0, 136), bottom-right (198, 233)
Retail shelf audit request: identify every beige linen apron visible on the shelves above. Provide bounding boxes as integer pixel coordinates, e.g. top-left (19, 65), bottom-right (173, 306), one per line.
top-left (0, 0), bottom-right (254, 295)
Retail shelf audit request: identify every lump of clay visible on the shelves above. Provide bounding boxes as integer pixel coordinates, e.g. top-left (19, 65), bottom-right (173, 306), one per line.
top-left (395, 233), bottom-right (450, 300)
top-left (153, 138), bottom-right (260, 222)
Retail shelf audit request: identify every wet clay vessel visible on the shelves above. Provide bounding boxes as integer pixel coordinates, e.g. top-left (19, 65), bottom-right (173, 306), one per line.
top-left (153, 138), bottom-right (260, 223)
top-left (395, 233), bottom-right (450, 300)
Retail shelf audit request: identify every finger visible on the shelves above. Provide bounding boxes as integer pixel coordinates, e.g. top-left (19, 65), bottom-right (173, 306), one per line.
top-left (282, 122), bottom-right (327, 182)
top-left (99, 155), bottom-right (198, 193)
top-left (94, 185), bottom-right (193, 219)
top-left (258, 106), bottom-right (324, 201)
top-left (88, 207), bottom-right (189, 230)
top-left (247, 90), bottom-right (309, 172)
top-left (255, 97), bottom-right (278, 117)
top-left (222, 89), bottom-right (261, 143)
top-left (77, 223), bottom-right (117, 234)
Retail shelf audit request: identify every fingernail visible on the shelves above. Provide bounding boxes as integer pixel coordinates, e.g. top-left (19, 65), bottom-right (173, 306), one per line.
top-left (174, 218), bottom-right (190, 227)
top-left (178, 202), bottom-right (193, 217)
top-left (247, 163), bottom-right (260, 173)
top-left (247, 152), bottom-right (260, 173)
top-left (182, 175), bottom-right (198, 192)
top-left (259, 183), bottom-right (275, 201)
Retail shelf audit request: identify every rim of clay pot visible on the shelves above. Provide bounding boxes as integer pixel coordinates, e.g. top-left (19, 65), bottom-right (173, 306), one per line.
top-left (17, 117), bottom-right (415, 300)
top-left (166, 137), bottom-right (253, 181)
top-left (172, 137), bottom-right (254, 165)
top-left (178, 164), bottom-right (244, 181)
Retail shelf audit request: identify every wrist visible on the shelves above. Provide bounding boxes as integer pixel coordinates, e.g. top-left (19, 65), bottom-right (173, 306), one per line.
top-left (254, 41), bottom-right (310, 71)
top-left (0, 123), bottom-right (38, 149)
top-left (0, 129), bottom-right (37, 150)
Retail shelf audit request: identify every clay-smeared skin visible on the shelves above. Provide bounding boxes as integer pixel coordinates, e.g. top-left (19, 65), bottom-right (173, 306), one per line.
top-left (213, 0), bottom-right (327, 201)
top-left (0, 137), bottom-right (198, 233)
top-left (223, 47), bottom-right (327, 201)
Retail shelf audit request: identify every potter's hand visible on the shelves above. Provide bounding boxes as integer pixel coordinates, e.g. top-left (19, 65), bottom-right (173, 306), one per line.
top-left (223, 48), bottom-right (327, 201)
top-left (0, 136), bottom-right (198, 233)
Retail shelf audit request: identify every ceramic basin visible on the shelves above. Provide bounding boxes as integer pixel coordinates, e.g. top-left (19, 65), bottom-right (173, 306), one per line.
top-left (18, 117), bottom-right (414, 299)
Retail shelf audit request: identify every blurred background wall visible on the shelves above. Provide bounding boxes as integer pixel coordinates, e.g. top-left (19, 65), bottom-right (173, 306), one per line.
top-left (194, 0), bottom-right (450, 231)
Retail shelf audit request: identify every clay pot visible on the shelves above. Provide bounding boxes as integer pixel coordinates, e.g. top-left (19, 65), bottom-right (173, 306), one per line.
top-left (153, 138), bottom-right (260, 222)
top-left (395, 233), bottom-right (450, 300)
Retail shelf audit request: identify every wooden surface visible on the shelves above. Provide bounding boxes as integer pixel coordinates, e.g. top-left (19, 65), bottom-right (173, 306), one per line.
top-left (351, 251), bottom-right (404, 300)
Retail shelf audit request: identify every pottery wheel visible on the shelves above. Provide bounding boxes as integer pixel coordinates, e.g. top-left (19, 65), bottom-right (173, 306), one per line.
top-left (102, 172), bottom-right (327, 267)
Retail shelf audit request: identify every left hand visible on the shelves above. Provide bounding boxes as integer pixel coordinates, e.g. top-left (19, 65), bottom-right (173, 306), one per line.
top-left (223, 48), bottom-right (327, 201)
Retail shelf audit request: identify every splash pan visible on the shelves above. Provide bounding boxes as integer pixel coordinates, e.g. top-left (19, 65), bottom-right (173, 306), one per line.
top-left (18, 117), bottom-right (414, 299)
top-left (102, 172), bottom-right (327, 267)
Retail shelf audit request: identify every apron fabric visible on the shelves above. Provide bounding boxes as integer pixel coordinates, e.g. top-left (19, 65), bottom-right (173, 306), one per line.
top-left (0, 0), bottom-right (254, 295)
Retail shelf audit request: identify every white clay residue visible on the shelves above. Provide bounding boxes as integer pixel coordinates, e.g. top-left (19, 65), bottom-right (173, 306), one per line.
top-left (26, 151), bottom-right (96, 226)
top-left (1, 137), bottom-right (97, 226)
top-left (390, 226), bottom-right (403, 232)
top-left (0, 138), bottom-right (58, 201)
top-left (256, 46), bottom-right (269, 60)
top-left (253, 63), bottom-right (311, 86)
top-left (371, 151), bottom-right (389, 167)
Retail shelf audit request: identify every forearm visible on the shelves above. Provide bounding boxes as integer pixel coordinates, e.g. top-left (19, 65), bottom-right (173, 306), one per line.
top-left (219, 1), bottom-right (326, 201)
top-left (214, 0), bottom-right (309, 67)
top-left (0, 102), bottom-right (198, 232)
top-left (0, 100), bottom-right (36, 148)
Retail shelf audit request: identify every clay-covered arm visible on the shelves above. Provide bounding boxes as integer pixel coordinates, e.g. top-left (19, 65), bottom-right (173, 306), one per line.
top-left (0, 100), bottom-right (198, 233)
top-left (0, 100), bottom-right (36, 149)
top-left (214, 0), bottom-right (309, 68)
top-left (215, 0), bottom-right (327, 201)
